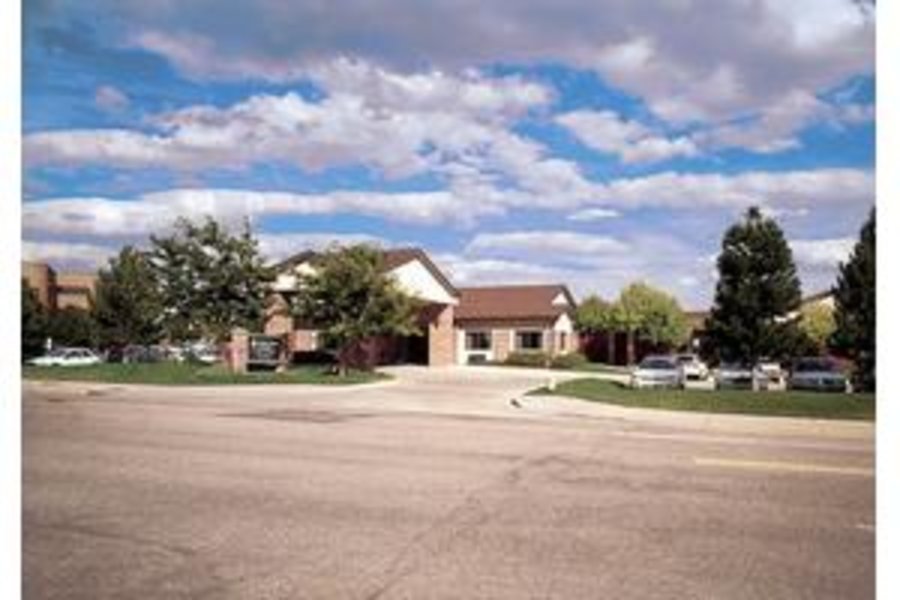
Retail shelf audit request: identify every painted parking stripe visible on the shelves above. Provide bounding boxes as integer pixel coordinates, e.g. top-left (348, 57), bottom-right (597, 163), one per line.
top-left (693, 457), bottom-right (874, 477)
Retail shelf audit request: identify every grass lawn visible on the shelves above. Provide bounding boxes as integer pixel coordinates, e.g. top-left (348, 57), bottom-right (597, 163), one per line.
top-left (530, 378), bottom-right (875, 421)
top-left (23, 362), bottom-right (388, 386)
top-left (486, 361), bottom-right (629, 375)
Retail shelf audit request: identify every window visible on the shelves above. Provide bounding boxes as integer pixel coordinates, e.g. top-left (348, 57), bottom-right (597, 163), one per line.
top-left (465, 331), bottom-right (491, 350)
top-left (559, 332), bottom-right (567, 351)
top-left (516, 331), bottom-right (543, 350)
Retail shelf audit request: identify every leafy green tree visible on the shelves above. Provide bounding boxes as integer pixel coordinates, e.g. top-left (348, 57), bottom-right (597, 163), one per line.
top-left (291, 245), bottom-right (422, 375)
top-left (704, 206), bottom-right (803, 364)
top-left (831, 209), bottom-right (875, 390)
top-left (799, 302), bottom-right (836, 354)
top-left (47, 306), bottom-right (99, 348)
top-left (22, 280), bottom-right (48, 359)
top-left (93, 246), bottom-right (165, 348)
top-left (150, 217), bottom-right (274, 342)
top-left (574, 295), bottom-right (619, 362)
top-left (617, 282), bottom-right (690, 364)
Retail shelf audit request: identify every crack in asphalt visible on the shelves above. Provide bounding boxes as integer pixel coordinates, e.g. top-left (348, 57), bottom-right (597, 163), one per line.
top-left (360, 453), bottom-right (578, 600)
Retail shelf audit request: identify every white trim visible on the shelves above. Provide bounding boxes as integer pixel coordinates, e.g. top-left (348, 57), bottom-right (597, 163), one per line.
top-left (390, 259), bottom-right (459, 305)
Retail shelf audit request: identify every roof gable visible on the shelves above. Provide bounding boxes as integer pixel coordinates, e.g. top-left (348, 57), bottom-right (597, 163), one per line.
top-left (456, 284), bottom-right (576, 322)
top-left (271, 246), bottom-right (459, 300)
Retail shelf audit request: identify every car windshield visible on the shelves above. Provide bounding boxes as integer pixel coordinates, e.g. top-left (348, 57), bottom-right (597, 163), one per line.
top-left (640, 358), bottom-right (676, 370)
top-left (795, 359), bottom-right (837, 372)
top-left (676, 355), bottom-right (695, 363)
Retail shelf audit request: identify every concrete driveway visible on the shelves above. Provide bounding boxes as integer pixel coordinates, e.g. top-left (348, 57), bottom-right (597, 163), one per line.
top-left (23, 366), bottom-right (874, 599)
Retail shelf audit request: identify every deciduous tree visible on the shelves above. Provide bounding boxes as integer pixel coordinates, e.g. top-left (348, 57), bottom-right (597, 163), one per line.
top-left (291, 245), bottom-right (421, 375)
top-left (150, 217), bottom-right (274, 342)
top-left (93, 246), bottom-right (165, 348)
top-left (22, 280), bottom-right (48, 359)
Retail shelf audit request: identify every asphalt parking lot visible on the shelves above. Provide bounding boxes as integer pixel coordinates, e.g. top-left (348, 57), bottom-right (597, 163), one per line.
top-left (23, 367), bottom-right (874, 599)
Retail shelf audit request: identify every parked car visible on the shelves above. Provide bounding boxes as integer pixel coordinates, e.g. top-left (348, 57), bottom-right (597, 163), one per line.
top-left (675, 353), bottom-right (710, 383)
top-left (714, 363), bottom-right (754, 389)
top-left (752, 360), bottom-right (787, 391)
top-left (28, 347), bottom-right (101, 367)
top-left (789, 357), bottom-right (852, 393)
top-left (185, 343), bottom-right (220, 365)
top-left (630, 355), bottom-right (681, 389)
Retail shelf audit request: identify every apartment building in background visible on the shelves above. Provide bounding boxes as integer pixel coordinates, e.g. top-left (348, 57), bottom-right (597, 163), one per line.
top-left (22, 261), bottom-right (97, 311)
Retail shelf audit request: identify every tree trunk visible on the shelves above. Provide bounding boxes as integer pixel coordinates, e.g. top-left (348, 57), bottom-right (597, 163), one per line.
top-left (626, 329), bottom-right (636, 365)
top-left (606, 331), bottom-right (616, 365)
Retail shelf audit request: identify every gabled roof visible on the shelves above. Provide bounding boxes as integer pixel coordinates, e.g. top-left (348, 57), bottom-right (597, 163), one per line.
top-left (455, 284), bottom-right (576, 322)
top-left (272, 246), bottom-right (459, 298)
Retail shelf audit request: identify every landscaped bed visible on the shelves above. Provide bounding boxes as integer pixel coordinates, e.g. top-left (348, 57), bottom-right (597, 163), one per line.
top-left (530, 378), bottom-right (875, 421)
top-left (23, 362), bottom-right (388, 386)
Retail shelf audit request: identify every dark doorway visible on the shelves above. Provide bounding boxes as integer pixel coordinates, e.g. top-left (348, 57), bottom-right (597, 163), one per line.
top-left (403, 332), bottom-right (429, 365)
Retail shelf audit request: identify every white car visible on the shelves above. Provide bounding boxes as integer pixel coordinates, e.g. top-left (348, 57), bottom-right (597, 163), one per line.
top-left (675, 353), bottom-right (710, 383)
top-left (630, 355), bottom-right (681, 389)
top-left (752, 361), bottom-right (787, 391)
top-left (28, 347), bottom-right (101, 367)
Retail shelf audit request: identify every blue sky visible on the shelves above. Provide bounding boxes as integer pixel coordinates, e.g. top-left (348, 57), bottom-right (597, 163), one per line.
top-left (22, 0), bottom-right (875, 308)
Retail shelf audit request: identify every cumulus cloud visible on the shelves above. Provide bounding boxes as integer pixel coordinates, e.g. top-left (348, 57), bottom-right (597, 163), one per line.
top-left (556, 110), bottom-right (698, 163)
top-left (94, 85), bottom-right (129, 112)
top-left (21, 188), bottom-right (507, 237)
top-left (567, 208), bottom-right (620, 222)
top-left (22, 240), bottom-right (119, 271)
top-left (95, 0), bottom-right (873, 125)
top-left (591, 168), bottom-right (873, 210)
top-left (21, 166), bottom-right (873, 241)
top-left (25, 62), bottom-right (604, 207)
top-left (790, 237), bottom-right (855, 270)
top-left (466, 231), bottom-right (628, 257)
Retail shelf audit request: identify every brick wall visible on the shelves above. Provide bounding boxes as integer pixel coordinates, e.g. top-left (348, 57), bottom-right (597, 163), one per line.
top-left (428, 304), bottom-right (455, 366)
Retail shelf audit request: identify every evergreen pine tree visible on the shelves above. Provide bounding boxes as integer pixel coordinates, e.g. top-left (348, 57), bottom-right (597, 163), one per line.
top-left (704, 207), bottom-right (803, 364)
top-left (831, 208), bottom-right (875, 390)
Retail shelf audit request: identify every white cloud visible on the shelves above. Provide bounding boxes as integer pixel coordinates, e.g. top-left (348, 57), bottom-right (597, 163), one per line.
top-left (567, 208), bottom-right (620, 222)
top-left (790, 237), bottom-right (855, 270)
top-left (25, 63), bottom-right (604, 207)
top-left (22, 240), bottom-right (119, 271)
top-left (556, 110), bottom-right (698, 163)
top-left (104, 0), bottom-right (872, 126)
top-left (257, 232), bottom-right (388, 261)
top-left (94, 85), bottom-right (129, 112)
top-left (591, 168), bottom-right (873, 210)
top-left (696, 89), bottom-right (873, 153)
top-left (21, 187), bottom-right (508, 238)
top-left (21, 167), bottom-right (873, 241)
top-left (466, 231), bottom-right (629, 257)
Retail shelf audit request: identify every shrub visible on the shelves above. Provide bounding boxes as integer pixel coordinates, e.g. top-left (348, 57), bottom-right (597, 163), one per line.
top-left (504, 351), bottom-right (551, 367)
top-left (550, 352), bottom-right (589, 370)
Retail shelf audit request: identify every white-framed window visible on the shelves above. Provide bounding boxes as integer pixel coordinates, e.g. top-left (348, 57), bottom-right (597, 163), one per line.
top-left (516, 330), bottom-right (544, 350)
top-left (559, 332), bottom-right (567, 351)
top-left (465, 331), bottom-right (491, 350)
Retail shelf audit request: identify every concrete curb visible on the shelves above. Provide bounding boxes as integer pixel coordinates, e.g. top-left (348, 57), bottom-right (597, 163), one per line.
top-left (521, 392), bottom-right (875, 438)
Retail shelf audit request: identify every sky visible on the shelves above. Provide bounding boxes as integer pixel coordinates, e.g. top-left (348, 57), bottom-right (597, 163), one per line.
top-left (21, 0), bottom-right (875, 309)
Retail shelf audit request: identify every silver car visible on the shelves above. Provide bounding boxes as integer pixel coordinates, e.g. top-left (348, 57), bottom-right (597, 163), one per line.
top-left (715, 363), bottom-right (754, 389)
top-left (631, 355), bottom-right (681, 389)
top-left (675, 353), bottom-right (710, 382)
top-left (789, 357), bottom-right (852, 393)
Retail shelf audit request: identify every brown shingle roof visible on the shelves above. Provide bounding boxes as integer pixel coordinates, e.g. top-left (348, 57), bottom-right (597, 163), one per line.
top-left (455, 284), bottom-right (575, 322)
top-left (273, 246), bottom-right (459, 298)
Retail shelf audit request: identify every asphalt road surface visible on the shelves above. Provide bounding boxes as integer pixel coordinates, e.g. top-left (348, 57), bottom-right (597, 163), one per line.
top-left (23, 367), bottom-right (874, 599)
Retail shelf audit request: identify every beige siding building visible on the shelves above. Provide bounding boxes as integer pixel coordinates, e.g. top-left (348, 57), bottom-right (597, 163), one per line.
top-left (22, 261), bottom-right (97, 311)
top-left (264, 248), bottom-right (578, 367)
